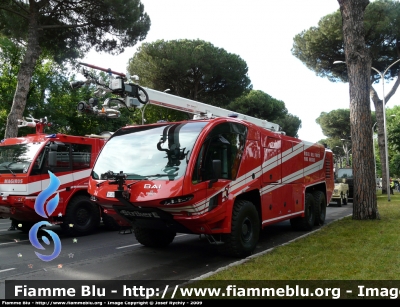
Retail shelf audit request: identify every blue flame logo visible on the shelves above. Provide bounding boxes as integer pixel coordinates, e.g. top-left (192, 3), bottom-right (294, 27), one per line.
top-left (29, 171), bottom-right (62, 261)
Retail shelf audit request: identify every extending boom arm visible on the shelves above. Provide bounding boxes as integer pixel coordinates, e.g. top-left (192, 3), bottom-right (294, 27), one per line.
top-left (146, 88), bottom-right (282, 133)
top-left (78, 62), bottom-right (126, 77)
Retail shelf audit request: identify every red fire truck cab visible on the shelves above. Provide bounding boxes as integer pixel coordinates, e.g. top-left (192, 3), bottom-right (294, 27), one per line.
top-left (0, 118), bottom-right (118, 236)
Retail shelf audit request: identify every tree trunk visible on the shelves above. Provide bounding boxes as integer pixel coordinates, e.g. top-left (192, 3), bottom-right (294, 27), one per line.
top-left (4, 3), bottom-right (41, 139)
top-left (338, 0), bottom-right (379, 219)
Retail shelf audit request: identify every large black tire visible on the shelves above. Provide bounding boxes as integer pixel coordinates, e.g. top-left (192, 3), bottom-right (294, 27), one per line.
top-left (134, 226), bottom-right (176, 248)
top-left (217, 200), bottom-right (260, 258)
top-left (343, 192), bottom-right (348, 205)
top-left (336, 195), bottom-right (343, 207)
top-left (312, 190), bottom-right (326, 226)
top-left (102, 213), bottom-right (120, 231)
top-left (61, 195), bottom-right (100, 236)
top-left (290, 193), bottom-right (316, 231)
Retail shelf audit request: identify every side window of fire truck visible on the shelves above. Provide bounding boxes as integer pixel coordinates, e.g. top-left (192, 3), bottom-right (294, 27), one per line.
top-left (192, 145), bottom-right (205, 184)
top-left (50, 143), bottom-right (72, 172)
top-left (71, 144), bottom-right (91, 170)
top-left (192, 123), bottom-right (247, 183)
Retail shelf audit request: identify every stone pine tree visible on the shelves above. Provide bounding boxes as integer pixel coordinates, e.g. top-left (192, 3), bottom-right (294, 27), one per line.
top-left (292, 0), bottom-right (400, 196)
top-left (127, 39), bottom-right (252, 108)
top-left (227, 90), bottom-right (302, 137)
top-left (0, 0), bottom-right (151, 139)
top-left (127, 39), bottom-right (257, 125)
top-left (337, 0), bottom-right (378, 219)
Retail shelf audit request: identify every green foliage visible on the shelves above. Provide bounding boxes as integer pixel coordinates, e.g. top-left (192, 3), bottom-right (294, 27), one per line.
top-left (292, 0), bottom-right (400, 83)
top-left (227, 90), bottom-right (286, 121)
top-left (0, 0), bottom-right (151, 64)
top-left (386, 106), bottom-right (400, 177)
top-left (292, 11), bottom-right (344, 82)
top-left (316, 109), bottom-right (354, 167)
top-left (389, 153), bottom-right (400, 178)
top-left (227, 90), bottom-right (301, 137)
top-left (0, 38), bottom-right (138, 136)
top-left (0, 1), bottom-right (28, 40)
top-left (127, 39), bottom-right (252, 108)
top-left (1, 0), bottom-right (151, 138)
top-left (0, 109), bottom-right (7, 137)
top-left (43, 69), bottom-right (142, 136)
top-left (316, 109), bottom-right (351, 139)
top-left (0, 37), bottom-right (22, 132)
top-left (273, 114), bottom-right (302, 138)
top-left (141, 104), bottom-right (189, 124)
top-left (318, 108), bottom-right (379, 171)
top-left (387, 106), bottom-right (400, 150)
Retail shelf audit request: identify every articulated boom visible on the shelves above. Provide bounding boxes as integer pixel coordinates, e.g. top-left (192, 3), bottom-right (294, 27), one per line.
top-left (145, 88), bottom-right (283, 133)
top-left (72, 62), bottom-right (282, 133)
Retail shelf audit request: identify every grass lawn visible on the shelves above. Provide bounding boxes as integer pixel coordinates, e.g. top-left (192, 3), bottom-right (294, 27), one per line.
top-left (172, 193), bottom-right (400, 300)
top-left (203, 193), bottom-right (400, 280)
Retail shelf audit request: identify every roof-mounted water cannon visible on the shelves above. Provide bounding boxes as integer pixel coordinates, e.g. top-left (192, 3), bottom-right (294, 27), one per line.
top-left (17, 115), bottom-right (51, 134)
top-left (72, 62), bottom-right (149, 119)
top-left (76, 97), bottom-right (99, 115)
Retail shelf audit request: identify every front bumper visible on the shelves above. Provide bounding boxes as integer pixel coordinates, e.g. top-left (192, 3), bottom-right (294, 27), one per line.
top-left (94, 193), bottom-right (230, 235)
top-left (0, 197), bottom-right (41, 221)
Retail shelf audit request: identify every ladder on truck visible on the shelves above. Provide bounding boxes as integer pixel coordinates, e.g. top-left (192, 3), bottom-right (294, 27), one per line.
top-left (145, 88), bottom-right (283, 134)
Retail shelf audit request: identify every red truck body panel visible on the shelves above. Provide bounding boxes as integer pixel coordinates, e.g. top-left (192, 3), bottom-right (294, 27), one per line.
top-left (0, 133), bottom-right (106, 225)
top-left (88, 117), bottom-right (334, 235)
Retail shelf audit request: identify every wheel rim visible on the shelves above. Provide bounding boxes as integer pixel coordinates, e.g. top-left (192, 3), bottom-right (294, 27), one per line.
top-left (241, 217), bottom-right (253, 242)
top-left (75, 206), bottom-right (91, 226)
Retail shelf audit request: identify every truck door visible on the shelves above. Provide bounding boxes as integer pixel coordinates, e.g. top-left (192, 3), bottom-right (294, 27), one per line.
top-left (39, 143), bottom-right (73, 212)
top-left (190, 122), bottom-right (247, 213)
top-left (70, 143), bottom-right (92, 178)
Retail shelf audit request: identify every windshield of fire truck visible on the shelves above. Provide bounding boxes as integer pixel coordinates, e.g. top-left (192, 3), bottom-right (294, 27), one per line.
top-left (92, 122), bottom-right (207, 180)
top-left (0, 143), bottom-right (44, 174)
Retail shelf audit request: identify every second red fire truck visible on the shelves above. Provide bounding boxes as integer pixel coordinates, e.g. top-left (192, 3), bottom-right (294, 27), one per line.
top-left (0, 116), bottom-right (121, 236)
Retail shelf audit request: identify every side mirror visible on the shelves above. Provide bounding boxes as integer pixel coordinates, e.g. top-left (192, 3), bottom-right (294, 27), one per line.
top-left (208, 160), bottom-right (222, 188)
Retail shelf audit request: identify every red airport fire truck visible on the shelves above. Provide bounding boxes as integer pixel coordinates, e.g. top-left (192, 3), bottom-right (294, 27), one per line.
top-left (0, 116), bottom-right (120, 236)
top-left (65, 63), bottom-right (334, 257)
top-left (76, 63), bottom-right (335, 257)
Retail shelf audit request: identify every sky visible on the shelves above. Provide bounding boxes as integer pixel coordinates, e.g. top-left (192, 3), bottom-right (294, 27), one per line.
top-left (81, 0), bottom-right (399, 143)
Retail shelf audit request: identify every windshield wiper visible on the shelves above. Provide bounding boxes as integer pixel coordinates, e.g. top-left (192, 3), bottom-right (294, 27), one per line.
top-left (0, 164), bottom-right (15, 176)
top-left (143, 174), bottom-right (177, 180)
top-left (124, 173), bottom-right (148, 180)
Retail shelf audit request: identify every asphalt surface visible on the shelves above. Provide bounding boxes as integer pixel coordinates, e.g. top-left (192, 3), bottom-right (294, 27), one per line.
top-left (0, 200), bottom-right (353, 299)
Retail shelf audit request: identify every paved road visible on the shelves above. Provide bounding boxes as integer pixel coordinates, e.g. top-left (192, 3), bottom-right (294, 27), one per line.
top-left (0, 201), bottom-right (353, 299)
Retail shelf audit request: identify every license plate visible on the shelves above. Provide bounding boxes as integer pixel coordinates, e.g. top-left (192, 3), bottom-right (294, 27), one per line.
top-left (106, 191), bottom-right (115, 198)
